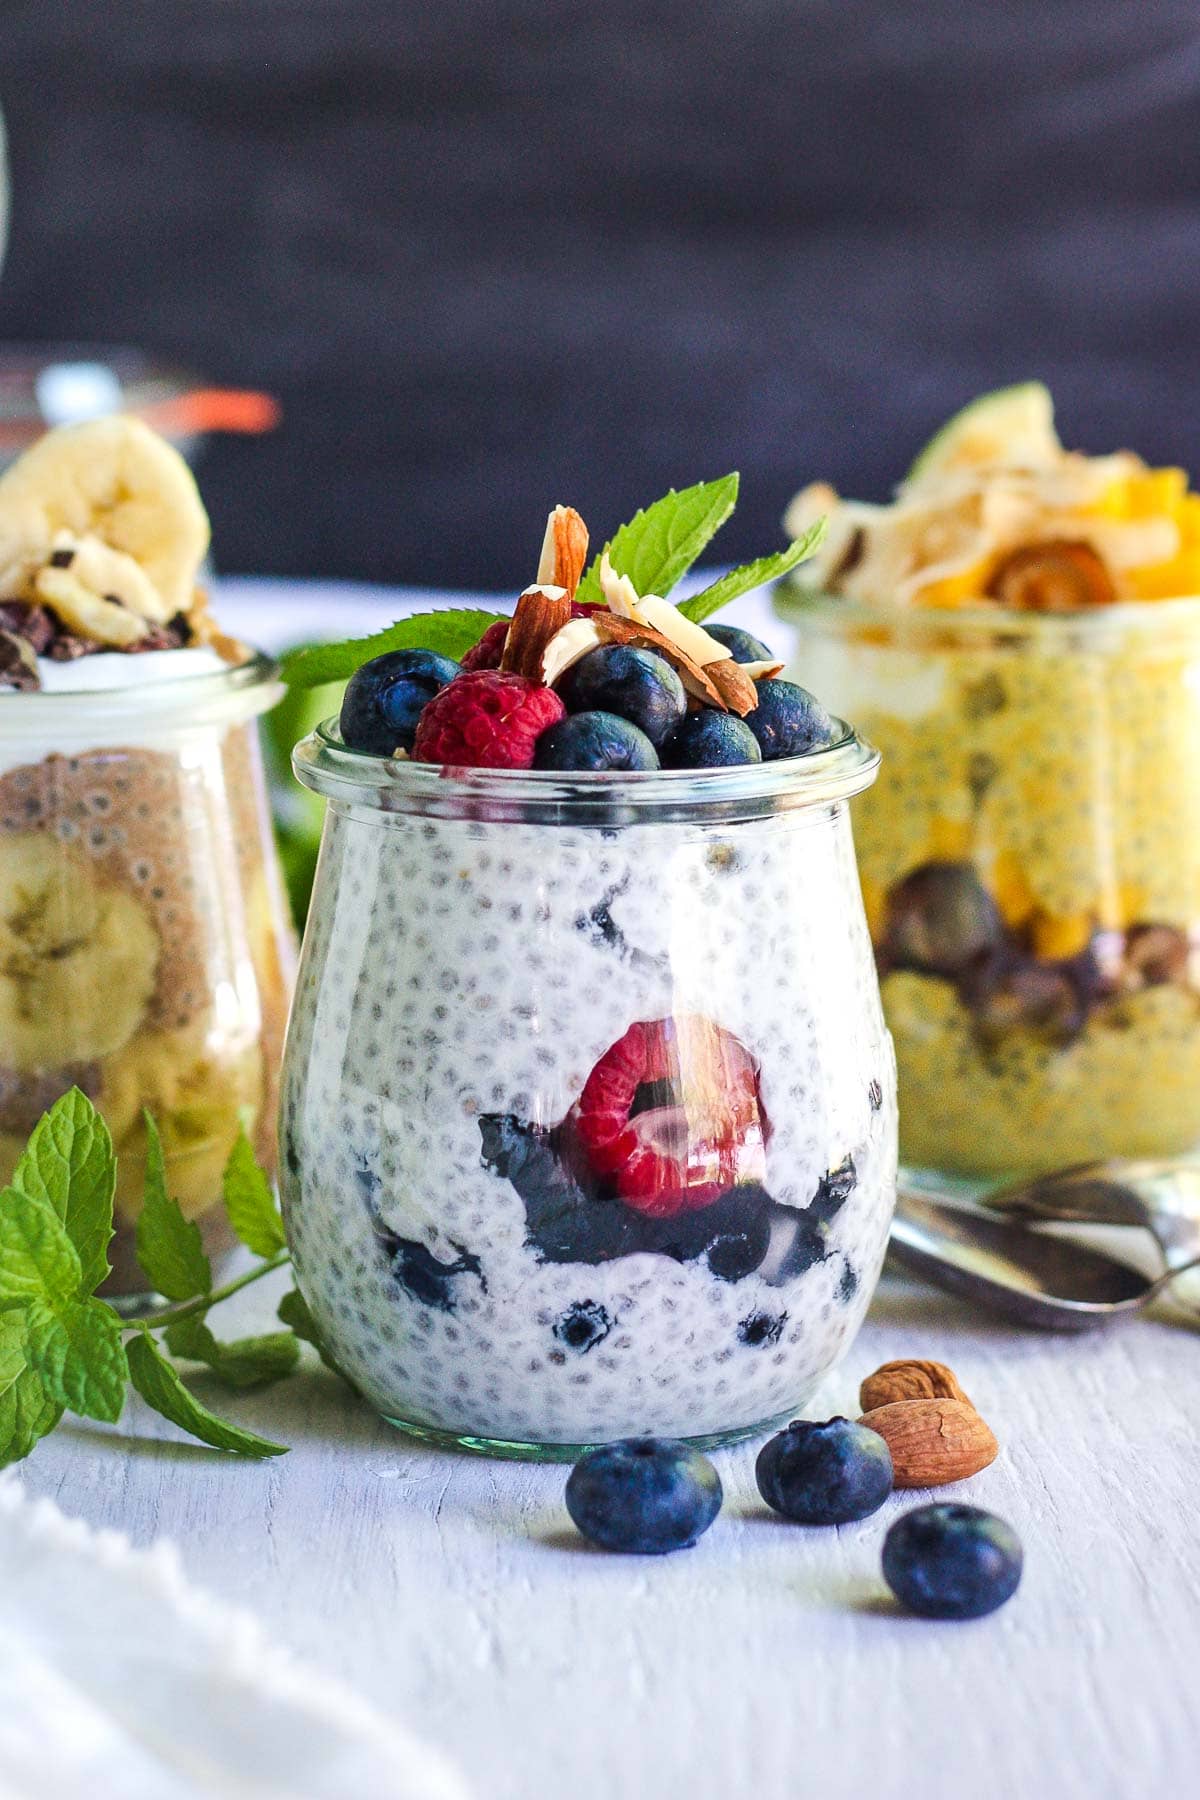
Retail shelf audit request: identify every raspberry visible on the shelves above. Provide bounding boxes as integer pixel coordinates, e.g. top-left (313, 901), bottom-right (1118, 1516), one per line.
top-left (459, 601), bottom-right (604, 673)
top-left (571, 1017), bottom-right (766, 1217)
top-left (411, 670), bottom-right (565, 769)
top-left (460, 619), bottom-right (510, 672)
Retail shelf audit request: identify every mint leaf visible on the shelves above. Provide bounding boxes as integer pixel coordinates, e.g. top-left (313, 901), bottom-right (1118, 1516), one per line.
top-left (135, 1115), bottom-right (211, 1301)
top-left (574, 475), bottom-right (739, 607)
top-left (12, 1088), bottom-right (115, 1296)
top-left (277, 1287), bottom-right (348, 1381)
top-left (221, 1129), bottom-right (286, 1258)
top-left (127, 1329), bottom-right (288, 1456)
top-left (165, 1315), bottom-right (299, 1390)
top-left (0, 1312), bottom-right (61, 1466)
top-left (281, 609), bottom-right (505, 690)
top-left (24, 1296), bottom-right (127, 1423)
top-left (677, 517), bottom-right (830, 624)
top-left (0, 1189), bottom-right (82, 1305)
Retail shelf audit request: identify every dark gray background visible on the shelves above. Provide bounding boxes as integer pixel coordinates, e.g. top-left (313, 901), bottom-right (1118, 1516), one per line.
top-left (2, 2), bottom-right (1198, 587)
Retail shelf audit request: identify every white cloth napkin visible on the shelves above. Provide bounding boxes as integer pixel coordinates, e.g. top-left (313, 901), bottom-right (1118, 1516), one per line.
top-left (0, 1478), bottom-right (469, 1800)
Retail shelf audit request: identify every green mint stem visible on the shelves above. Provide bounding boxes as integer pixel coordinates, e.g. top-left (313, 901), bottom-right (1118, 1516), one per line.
top-left (126, 1252), bottom-right (291, 1333)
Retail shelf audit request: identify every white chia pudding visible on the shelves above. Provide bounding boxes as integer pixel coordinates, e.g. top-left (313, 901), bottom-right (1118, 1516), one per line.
top-left (280, 743), bottom-right (897, 1451)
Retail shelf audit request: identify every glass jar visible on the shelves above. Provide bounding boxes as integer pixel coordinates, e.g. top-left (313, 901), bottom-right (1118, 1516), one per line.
top-left (281, 723), bottom-right (895, 1458)
top-left (0, 653), bottom-right (295, 1296)
top-left (784, 591), bottom-right (1200, 1184)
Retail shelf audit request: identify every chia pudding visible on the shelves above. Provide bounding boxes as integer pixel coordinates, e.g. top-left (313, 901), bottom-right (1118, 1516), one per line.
top-left (281, 742), bottom-right (895, 1451)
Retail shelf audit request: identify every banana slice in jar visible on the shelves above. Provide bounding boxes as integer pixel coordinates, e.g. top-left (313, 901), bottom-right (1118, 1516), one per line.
top-left (0, 416), bottom-right (210, 640)
top-left (0, 834), bottom-right (159, 1070)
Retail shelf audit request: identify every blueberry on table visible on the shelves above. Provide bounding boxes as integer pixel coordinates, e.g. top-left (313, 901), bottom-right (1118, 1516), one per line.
top-left (533, 711), bottom-right (660, 771)
top-left (746, 679), bottom-right (839, 760)
top-left (661, 711), bottom-right (762, 768)
top-left (882, 1503), bottom-right (1023, 1619)
top-left (340, 648), bottom-right (462, 754)
top-left (755, 1417), bottom-right (893, 1524)
top-left (556, 644), bottom-right (686, 747)
top-left (706, 622), bottom-right (776, 663)
top-left (565, 1437), bottom-right (723, 1553)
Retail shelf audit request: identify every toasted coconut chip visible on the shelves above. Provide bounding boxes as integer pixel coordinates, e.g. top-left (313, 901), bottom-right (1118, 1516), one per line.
top-left (541, 614), bottom-right (604, 687)
top-left (537, 506), bottom-right (590, 597)
top-left (741, 658), bottom-right (785, 681)
top-left (499, 584), bottom-right (572, 679)
top-left (188, 588), bottom-right (250, 662)
top-left (705, 657), bottom-right (759, 716)
top-left (594, 611), bottom-right (728, 709)
top-left (598, 552), bottom-right (644, 621)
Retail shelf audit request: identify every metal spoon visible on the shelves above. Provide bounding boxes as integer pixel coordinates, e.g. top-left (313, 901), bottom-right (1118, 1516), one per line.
top-left (981, 1158), bottom-right (1200, 1280)
top-left (889, 1189), bottom-right (1200, 1330)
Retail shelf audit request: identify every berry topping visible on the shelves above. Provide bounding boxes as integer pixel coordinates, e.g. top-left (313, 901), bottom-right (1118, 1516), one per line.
top-left (556, 643), bottom-right (687, 747)
top-left (571, 1016), bottom-right (766, 1216)
top-left (339, 648), bottom-right (462, 755)
top-left (661, 711), bottom-right (762, 768)
top-left (459, 618), bottom-right (510, 672)
top-left (882, 1503), bottom-right (1023, 1619)
top-left (746, 678), bottom-right (839, 760)
top-left (533, 711), bottom-right (659, 771)
top-left (705, 622), bottom-right (776, 663)
top-left (755, 1417), bottom-right (894, 1525)
top-left (565, 1437), bottom-right (723, 1554)
top-left (411, 669), bottom-right (566, 769)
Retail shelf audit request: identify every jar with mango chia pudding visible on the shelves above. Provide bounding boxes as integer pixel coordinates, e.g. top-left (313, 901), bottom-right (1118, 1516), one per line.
top-left (781, 384), bottom-right (1200, 1181)
top-left (0, 416), bottom-right (295, 1294)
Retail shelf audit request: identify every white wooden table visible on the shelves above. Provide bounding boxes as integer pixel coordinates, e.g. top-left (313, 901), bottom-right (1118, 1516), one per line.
top-left (24, 583), bottom-right (1200, 1800)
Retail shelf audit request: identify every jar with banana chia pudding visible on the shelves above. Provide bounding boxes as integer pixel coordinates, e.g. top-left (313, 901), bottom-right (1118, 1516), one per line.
top-left (781, 383), bottom-right (1200, 1183)
top-left (0, 416), bottom-right (295, 1295)
top-left (280, 493), bottom-right (896, 1456)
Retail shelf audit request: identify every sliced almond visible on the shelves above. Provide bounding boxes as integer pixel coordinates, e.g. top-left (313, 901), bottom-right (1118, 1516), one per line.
top-left (741, 657), bottom-right (785, 681)
top-left (499, 584), bottom-right (572, 679)
top-left (536, 506), bottom-right (590, 597)
top-left (627, 590), bottom-right (733, 667)
top-left (35, 566), bottom-right (150, 647)
top-left (593, 611), bottom-right (728, 709)
top-left (541, 614), bottom-right (604, 687)
top-left (598, 552), bottom-right (645, 621)
top-left (705, 657), bottom-right (759, 716)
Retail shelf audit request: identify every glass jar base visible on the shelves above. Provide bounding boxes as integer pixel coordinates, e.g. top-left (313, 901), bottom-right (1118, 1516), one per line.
top-left (380, 1402), bottom-right (813, 1463)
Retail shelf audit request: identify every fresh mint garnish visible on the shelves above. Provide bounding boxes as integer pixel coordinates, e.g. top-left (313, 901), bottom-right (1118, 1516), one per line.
top-left (678, 518), bottom-right (829, 624)
top-left (222, 1127), bottom-right (287, 1258)
top-left (574, 474), bottom-right (740, 607)
top-left (281, 609), bottom-right (504, 690)
top-left (12, 1089), bottom-right (115, 1296)
top-left (24, 1295), bottom-right (127, 1422)
top-left (135, 1113), bottom-right (212, 1301)
top-left (0, 1088), bottom-right (341, 1466)
top-left (277, 1286), bottom-right (347, 1381)
top-left (127, 1329), bottom-right (288, 1458)
top-left (165, 1314), bottom-right (299, 1390)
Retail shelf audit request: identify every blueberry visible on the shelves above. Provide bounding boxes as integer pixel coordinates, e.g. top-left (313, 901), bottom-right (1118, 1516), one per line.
top-left (556, 645), bottom-right (686, 747)
top-left (340, 649), bottom-right (461, 754)
top-left (533, 711), bottom-right (659, 771)
top-left (882, 1503), bottom-right (1023, 1620)
top-left (554, 1300), bottom-right (613, 1353)
top-left (755, 1417), bottom-right (893, 1524)
top-left (746, 679), bottom-right (839, 761)
top-left (565, 1437), bottom-right (723, 1554)
top-left (661, 711), bottom-right (762, 768)
top-left (882, 861), bottom-right (1006, 979)
top-left (706, 622), bottom-right (776, 663)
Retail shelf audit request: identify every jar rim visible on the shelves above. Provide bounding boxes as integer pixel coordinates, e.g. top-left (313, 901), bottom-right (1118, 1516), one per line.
top-left (0, 648), bottom-right (281, 734)
top-left (292, 715), bottom-right (881, 824)
top-left (778, 585), bottom-right (1200, 649)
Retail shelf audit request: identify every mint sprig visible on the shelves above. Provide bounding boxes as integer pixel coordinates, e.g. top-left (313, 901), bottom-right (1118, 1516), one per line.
top-left (278, 472), bottom-right (822, 692)
top-left (677, 517), bottom-right (829, 623)
top-left (281, 609), bottom-right (505, 690)
top-left (0, 1088), bottom-right (348, 1467)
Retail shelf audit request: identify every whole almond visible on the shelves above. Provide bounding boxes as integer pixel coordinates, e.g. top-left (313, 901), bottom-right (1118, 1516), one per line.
top-left (859, 1398), bottom-right (998, 1488)
top-left (859, 1358), bottom-right (971, 1413)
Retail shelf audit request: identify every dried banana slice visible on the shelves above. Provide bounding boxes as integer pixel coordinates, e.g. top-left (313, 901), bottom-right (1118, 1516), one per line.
top-left (0, 835), bottom-right (158, 1070)
top-left (0, 416), bottom-right (210, 628)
